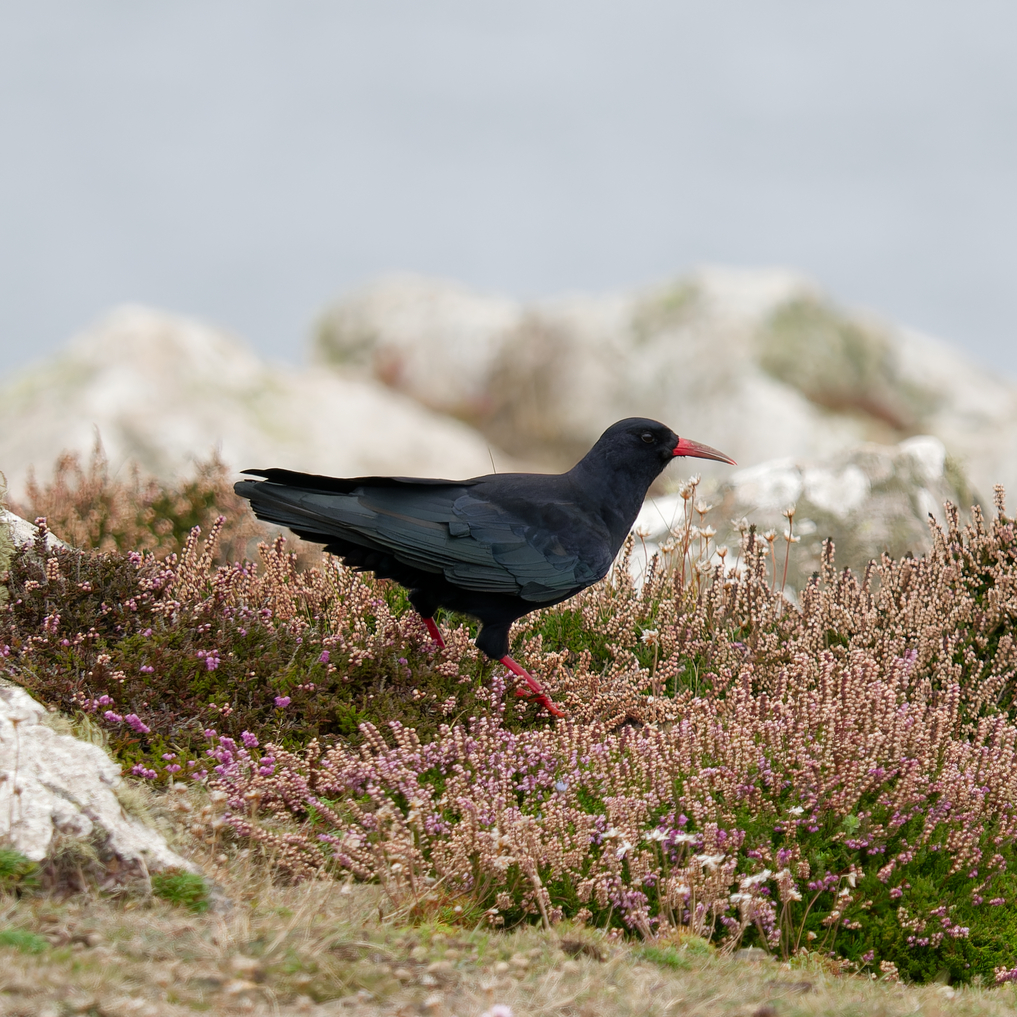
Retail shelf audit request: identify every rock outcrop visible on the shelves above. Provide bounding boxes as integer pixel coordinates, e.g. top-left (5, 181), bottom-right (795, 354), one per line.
top-left (314, 270), bottom-right (1017, 500)
top-left (632, 434), bottom-right (972, 592)
top-left (0, 680), bottom-right (197, 879)
top-left (0, 305), bottom-right (520, 500)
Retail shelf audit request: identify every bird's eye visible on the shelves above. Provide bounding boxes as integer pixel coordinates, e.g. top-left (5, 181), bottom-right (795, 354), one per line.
top-left (641, 432), bottom-right (654, 444)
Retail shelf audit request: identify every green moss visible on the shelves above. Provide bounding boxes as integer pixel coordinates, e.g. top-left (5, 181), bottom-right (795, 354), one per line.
top-left (0, 928), bottom-right (49, 954)
top-left (0, 848), bottom-right (40, 892)
top-left (758, 297), bottom-right (932, 432)
top-left (632, 281), bottom-right (701, 345)
top-left (151, 869), bottom-right (211, 912)
top-left (636, 945), bottom-right (693, 970)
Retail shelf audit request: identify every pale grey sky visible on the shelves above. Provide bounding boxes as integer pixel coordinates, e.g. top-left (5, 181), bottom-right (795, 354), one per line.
top-left (2, 1), bottom-right (1016, 375)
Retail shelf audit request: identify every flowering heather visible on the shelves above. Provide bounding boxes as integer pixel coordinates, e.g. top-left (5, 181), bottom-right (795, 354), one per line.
top-left (4, 474), bottom-right (1017, 983)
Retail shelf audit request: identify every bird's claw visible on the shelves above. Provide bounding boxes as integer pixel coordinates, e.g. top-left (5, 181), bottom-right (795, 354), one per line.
top-left (514, 686), bottom-right (566, 718)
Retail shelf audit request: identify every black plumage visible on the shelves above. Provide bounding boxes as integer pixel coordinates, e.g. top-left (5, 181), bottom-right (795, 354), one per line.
top-left (234, 417), bottom-right (735, 715)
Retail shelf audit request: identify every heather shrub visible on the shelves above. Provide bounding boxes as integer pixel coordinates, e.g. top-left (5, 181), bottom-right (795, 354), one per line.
top-left (4, 472), bottom-right (1017, 984)
top-left (0, 471), bottom-right (12, 608)
top-left (10, 440), bottom-right (263, 562)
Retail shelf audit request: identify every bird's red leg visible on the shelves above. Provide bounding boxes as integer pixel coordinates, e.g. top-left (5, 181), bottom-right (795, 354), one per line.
top-left (499, 655), bottom-right (565, 718)
top-left (422, 616), bottom-right (446, 649)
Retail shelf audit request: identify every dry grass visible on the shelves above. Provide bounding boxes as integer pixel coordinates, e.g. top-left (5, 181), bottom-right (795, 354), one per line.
top-left (4, 793), bottom-right (1017, 1017)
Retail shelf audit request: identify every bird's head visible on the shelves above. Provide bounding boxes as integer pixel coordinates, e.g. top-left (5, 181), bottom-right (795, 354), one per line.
top-left (590, 418), bottom-right (736, 474)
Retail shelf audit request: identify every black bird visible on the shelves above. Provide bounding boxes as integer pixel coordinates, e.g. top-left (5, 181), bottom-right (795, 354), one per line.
top-left (233, 418), bottom-right (735, 716)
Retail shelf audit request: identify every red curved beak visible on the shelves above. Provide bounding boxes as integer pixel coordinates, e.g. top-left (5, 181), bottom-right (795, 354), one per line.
top-left (672, 437), bottom-right (737, 465)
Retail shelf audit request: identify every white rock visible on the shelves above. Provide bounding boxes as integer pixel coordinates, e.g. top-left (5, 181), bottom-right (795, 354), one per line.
top-left (314, 274), bottom-right (524, 416)
top-left (0, 305), bottom-right (521, 500)
top-left (0, 680), bottom-right (197, 875)
top-left (631, 436), bottom-right (970, 589)
top-left (802, 465), bottom-right (870, 520)
top-left (1, 508), bottom-right (71, 550)
top-left (313, 269), bottom-right (1017, 501)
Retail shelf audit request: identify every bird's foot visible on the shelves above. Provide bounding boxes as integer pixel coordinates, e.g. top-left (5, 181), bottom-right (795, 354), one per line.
top-left (422, 616), bottom-right (446, 649)
top-left (499, 654), bottom-right (565, 718)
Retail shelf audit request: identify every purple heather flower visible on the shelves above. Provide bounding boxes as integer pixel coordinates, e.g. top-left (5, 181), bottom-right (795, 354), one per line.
top-left (140, 665), bottom-right (155, 673)
top-left (124, 714), bottom-right (151, 734)
top-left (241, 730), bottom-right (259, 748)
top-left (318, 650), bottom-right (330, 664)
top-left (166, 764), bottom-right (182, 773)
top-left (274, 696), bottom-right (291, 708)
top-left (162, 753), bottom-right (177, 761)
top-left (103, 711), bottom-right (123, 723)
top-left (130, 764), bottom-right (158, 779)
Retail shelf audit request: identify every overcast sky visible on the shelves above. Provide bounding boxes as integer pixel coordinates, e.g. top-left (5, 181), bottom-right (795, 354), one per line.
top-left (2, 1), bottom-right (1017, 377)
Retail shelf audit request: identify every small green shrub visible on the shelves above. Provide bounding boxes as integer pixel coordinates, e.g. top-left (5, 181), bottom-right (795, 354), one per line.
top-left (636, 945), bottom-right (692, 970)
top-left (0, 848), bottom-right (40, 893)
top-left (0, 928), bottom-right (48, 954)
top-left (151, 869), bottom-right (210, 913)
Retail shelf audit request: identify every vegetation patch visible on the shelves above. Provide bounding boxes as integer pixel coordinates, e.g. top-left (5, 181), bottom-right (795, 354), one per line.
top-left (4, 454), bottom-right (1017, 991)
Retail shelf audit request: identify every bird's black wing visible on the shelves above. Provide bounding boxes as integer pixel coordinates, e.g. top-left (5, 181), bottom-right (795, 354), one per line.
top-left (235, 474), bottom-right (609, 603)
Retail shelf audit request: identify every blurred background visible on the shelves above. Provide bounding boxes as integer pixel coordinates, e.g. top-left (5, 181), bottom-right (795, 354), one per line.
top-left (2, 0), bottom-right (1016, 373)
top-left (3, 1), bottom-right (1017, 584)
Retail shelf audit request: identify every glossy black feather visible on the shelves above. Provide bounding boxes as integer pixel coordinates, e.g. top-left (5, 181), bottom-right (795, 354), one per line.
top-left (234, 417), bottom-right (685, 658)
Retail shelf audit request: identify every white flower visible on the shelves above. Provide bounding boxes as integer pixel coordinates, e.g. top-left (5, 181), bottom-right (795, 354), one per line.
top-left (616, 840), bottom-right (634, 860)
top-left (740, 869), bottom-right (772, 888)
top-left (695, 853), bottom-right (727, 871)
top-left (646, 829), bottom-right (669, 842)
top-left (788, 806), bottom-right (804, 815)
top-left (671, 833), bottom-right (698, 844)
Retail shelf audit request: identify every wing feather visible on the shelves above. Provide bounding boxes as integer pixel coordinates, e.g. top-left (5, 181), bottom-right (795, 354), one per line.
top-left (236, 476), bottom-right (611, 601)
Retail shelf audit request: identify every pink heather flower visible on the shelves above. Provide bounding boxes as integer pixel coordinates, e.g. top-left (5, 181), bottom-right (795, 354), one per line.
top-left (162, 753), bottom-right (176, 761)
top-left (204, 728), bottom-right (217, 738)
top-left (861, 950), bottom-right (875, 964)
top-left (241, 730), bottom-right (259, 748)
top-left (124, 714), bottom-right (151, 734)
top-left (318, 650), bottom-right (329, 664)
top-left (142, 628), bottom-right (153, 637)
top-left (130, 764), bottom-right (157, 779)
top-left (166, 764), bottom-right (182, 773)
top-left (140, 665), bottom-right (155, 673)
top-left (274, 696), bottom-right (291, 708)
top-left (103, 711), bottom-right (123, 723)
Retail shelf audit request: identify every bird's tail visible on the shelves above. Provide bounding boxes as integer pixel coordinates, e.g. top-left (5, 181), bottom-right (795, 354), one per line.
top-left (233, 478), bottom-right (341, 545)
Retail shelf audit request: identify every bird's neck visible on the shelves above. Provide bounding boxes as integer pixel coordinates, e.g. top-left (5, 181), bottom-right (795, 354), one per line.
top-left (567, 455), bottom-right (660, 550)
